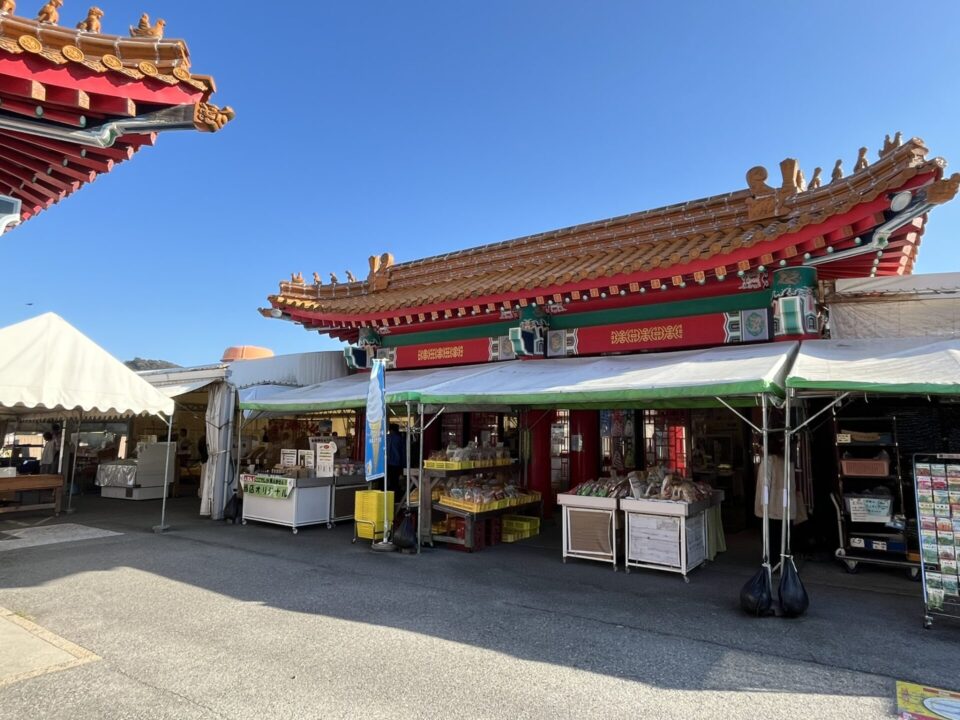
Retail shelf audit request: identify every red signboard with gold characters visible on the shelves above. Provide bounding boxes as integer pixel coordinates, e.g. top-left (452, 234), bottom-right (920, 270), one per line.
top-left (571, 309), bottom-right (770, 355)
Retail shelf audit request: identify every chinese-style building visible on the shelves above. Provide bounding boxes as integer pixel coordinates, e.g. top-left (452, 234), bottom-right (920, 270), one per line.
top-left (263, 136), bottom-right (958, 370)
top-left (0, 3), bottom-right (232, 228)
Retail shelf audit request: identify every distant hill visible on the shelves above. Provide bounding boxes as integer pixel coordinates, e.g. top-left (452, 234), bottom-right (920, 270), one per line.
top-left (125, 358), bottom-right (180, 371)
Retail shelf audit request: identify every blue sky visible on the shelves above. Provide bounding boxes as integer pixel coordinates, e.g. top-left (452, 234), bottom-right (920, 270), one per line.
top-left (3, 1), bottom-right (959, 366)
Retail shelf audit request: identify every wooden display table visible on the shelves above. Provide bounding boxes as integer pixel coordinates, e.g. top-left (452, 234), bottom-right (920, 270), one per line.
top-left (0, 474), bottom-right (63, 516)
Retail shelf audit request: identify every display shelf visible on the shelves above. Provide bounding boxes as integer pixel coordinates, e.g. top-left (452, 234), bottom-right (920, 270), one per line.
top-left (431, 499), bottom-right (541, 551)
top-left (422, 463), bottom-right (516, 478)
top-left (832, 414), bottom-right (917, 574)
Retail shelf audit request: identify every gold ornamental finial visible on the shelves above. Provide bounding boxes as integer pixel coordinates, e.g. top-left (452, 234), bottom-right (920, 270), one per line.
top-left (831, 159), bottom-right (843, 182)
top-left (130, 12), bottom-right (165, 38)
top-left (76, 6), bottom-right (103, 32)
top-left (312, 272), bottom-right (322, 286)
top-left (808, 167), bottom-right (822, 190)
top-left (290, 272), bottom-right (304, 285)
top-left (37, 0), bottom-right (63, 24)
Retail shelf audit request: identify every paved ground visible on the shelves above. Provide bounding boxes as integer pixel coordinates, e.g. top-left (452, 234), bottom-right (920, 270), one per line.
top-left (0, 496), bottom-right (957, 719)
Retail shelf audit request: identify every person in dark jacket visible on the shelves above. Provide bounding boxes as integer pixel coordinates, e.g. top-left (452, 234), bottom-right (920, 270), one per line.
top-left (386, 424), bottom-right (406, 496)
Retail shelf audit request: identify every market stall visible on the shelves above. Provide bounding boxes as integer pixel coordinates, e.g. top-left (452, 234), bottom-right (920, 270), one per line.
top-left (0, 314), bottom-right (175, 527)
top-left (786, 336), bottom-right (960, 588)
top-left (417, 342), bottom-right (799, 571)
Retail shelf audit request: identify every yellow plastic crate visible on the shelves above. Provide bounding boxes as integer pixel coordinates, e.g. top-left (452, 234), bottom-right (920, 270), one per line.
top-left (503, 529), bottom-right (536, 543)
top-left (502, 515), bottom-right (540, 533)
top-left (424, 460), bottom-right (473, 470)
top-left (354, 490), bottom-right (394, 539)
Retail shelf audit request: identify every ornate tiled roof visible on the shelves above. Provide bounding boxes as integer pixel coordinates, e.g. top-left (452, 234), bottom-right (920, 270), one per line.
top-left (0, 5), bottom-right (233, 224)
top-left (267, 136), bottom-right (958, 334)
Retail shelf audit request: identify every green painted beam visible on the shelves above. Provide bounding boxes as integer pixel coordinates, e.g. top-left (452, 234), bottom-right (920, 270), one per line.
top-left (550, 290), bottom-right (772, 329)
top-left (381, 321), bottom-right (515, 348)
top-left (380, 290), bottom-right (771, 347)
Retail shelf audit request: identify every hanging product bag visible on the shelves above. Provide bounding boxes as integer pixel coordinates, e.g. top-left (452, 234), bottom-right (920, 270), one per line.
top-left (740, 564), bottom-right (774, 616)
top-left (778, 555), bottom-right (810, 617)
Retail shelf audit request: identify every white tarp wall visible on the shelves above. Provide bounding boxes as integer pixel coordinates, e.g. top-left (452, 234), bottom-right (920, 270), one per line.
top-left (828, 273), bottom-right (960, 340)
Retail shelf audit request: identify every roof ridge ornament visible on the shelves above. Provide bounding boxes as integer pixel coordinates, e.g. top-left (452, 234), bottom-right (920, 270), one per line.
top-left (854, 147), bottom-right (869, 172)
top-left (745, 159), bottom-right (807, 220)
top-left (36, 0), bottom-right (61, 24)
top-left (831, 159), bottom-right (844, 182)
top-left (75, 6), bottom-right (101, 32)
top-left (367, 252), bottom-right (394, 291)
top-left (879, 132), bottom-right (902, 158)
top-left (1, 0), bottom-right (15, 14)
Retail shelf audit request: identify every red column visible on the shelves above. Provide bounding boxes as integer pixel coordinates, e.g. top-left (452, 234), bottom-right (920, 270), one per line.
top-left (527, 409), bottom-right (556, 519)
top-left (569, 410), bottom-right (599, 489)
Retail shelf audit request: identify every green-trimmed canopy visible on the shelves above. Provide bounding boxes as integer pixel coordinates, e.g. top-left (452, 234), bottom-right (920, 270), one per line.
top-left (786, 337), bottom-right (960, 395)
top-left (240, 342), bottom-right (798, 414)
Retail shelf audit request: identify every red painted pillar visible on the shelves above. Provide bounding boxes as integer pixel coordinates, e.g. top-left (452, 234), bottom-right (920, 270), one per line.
top-left (569, 410), bottom-right (599, 489)
top-left (527, 409), bottom-right (556, 519)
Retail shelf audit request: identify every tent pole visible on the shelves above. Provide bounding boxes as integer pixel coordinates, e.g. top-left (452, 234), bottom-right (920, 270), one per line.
top-left (781, 391), bottom-right (791, 564)
top-left (405, 401), bottom-right (412, 509)
top-left (153, 416), bottom-right (173, 533)
top-left (417, 403), bottom-right (424, 553)
top-left (66, 412), bottom-right (83, 514)
top-left (790, 392), bottom-right (850, 435)
top-left (761, 394), bottom-right (770, 572)
top-left (716, 397), bottom-right (762, 434)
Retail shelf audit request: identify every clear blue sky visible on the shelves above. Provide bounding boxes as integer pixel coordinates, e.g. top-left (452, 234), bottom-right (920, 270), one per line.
top-left (3, 1), bottom-right (959, 366)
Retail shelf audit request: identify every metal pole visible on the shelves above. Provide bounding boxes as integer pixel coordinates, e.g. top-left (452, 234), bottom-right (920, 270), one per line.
top-left (761, 394), bottom-right (770, 568)
top-left (405, 401), bottom-right (412, 508)
top-left (66, 412), bottom-right (83, 513)
top-left (781, 391), bottom-right (791, 564)
top-left (418, 403), bottom-right (424, 553)
top-left (153, 416), bottom-right (173, 533)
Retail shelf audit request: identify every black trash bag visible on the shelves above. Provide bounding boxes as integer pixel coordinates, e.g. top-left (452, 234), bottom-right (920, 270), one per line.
top-left (392, 508), bottom-right (417, 550)
top-left (223, 491), bottom-right (243, 525)
top-left (740, 564), bottom-right (774, 616)
top-left (778, 555), bottom-right (810, 617)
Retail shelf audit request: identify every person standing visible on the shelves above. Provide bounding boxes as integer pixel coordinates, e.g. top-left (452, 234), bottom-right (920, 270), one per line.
top-left (39, 431), bottom-right (56, 474)
top-left (386, 424), bottom-right (405, 497)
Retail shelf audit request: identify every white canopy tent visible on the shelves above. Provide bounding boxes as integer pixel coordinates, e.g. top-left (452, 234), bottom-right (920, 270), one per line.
top-left (786, 336), bottom-right (960, 397)
top-left (0, 313), bottom-right (177, 529)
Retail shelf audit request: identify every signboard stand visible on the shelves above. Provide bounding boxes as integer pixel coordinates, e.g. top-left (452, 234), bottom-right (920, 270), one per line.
top-left (913, 453), bottom-right (960, 629)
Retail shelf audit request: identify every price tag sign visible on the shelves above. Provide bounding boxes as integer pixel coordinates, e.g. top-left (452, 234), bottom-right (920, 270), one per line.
top-left (315, 442), bottom-right (337, 478)
top-left (836, 433), bottom-right (852, 444)
top-left (850, 537), bottom-right (865, 548)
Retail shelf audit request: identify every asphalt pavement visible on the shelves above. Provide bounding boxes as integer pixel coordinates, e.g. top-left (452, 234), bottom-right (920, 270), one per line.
top-left (0, 496), bottom-right (956, 719)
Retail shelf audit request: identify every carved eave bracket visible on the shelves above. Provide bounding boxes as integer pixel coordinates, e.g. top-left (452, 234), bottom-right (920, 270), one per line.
top-left (926, 173), bottom-right (960, 205)
top-left (193, 102), bottom-right (235, 132)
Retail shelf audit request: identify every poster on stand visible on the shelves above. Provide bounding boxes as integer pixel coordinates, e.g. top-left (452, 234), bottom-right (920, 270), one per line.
top-left (915, 454), bottom-right (960, 626)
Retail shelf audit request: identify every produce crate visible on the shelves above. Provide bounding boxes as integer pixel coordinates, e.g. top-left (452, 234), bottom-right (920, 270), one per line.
top-left (503, 529), bottom-right (536, 543)
top-left (840, 458), bottom-right (890, 477)
top-left (502, 515), bottom-right (540, 533)
top-left (845, 494), bottom-right (893, 523)
top-left (424, 460), bottom-right (473, 470)
top-left (354, 490), bottom-right (394, 540)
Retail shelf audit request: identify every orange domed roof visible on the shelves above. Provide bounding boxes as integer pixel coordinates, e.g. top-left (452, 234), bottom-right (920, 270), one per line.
top-left (221, 346), bottom-right (274, 362)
